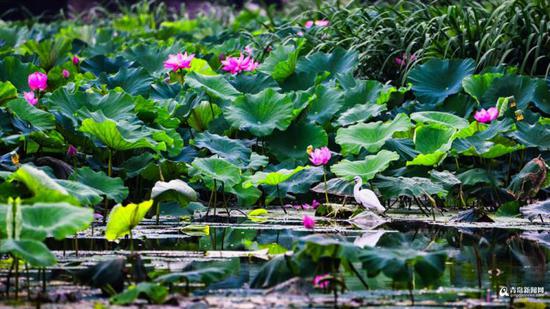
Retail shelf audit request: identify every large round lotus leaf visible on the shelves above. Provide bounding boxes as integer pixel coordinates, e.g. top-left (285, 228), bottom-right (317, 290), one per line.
top-left (482, 75), bottom-right (545, 110)
top-left (224, 88), bottom-right (295, 137)
top-left (374, 175), bottom-right (447, 198)
top-left (406, 151), bottom-right (447, 167)
top-left (81, 55), bottom-right (131, 76)
top-left (411, 111), bottom-right (468, 129)
top-left (70, 167), bottom-right (129, 203)
top-left (408, 58), bottom-right (475, 105)
top-left (335, 102), bottom-right (387, 127)
top-left (243, 166), bottom-right (306, 188)
top-left (80, 118), bottom-right (166, 152)
top-left (311, 177), bottom-right (354, 197)
top-left (260, 44), bottom-right (301, 81)
top-left (110, 282), bottom-right (168, 305)
top-left (122, 43), bottom-right (182, 75)
top-left (105, 200), bottom-right (154, 241)
top-left (193, 131), bottom-right (252, 167)
top-left (462, 73), bottom-right (503, 102)
top-left (46, 87), bottom-right (136, 126)
top-left (296, 48), bottom-right (358, 78)
top-left (0, 239), bottom-right (56, 267)
top-left (358, 233), bottom-right (447, 286)
top-left (331, 150), bottom-right (400, 182)
top-left (9, 164), bottom-right (79, 204)
top-left (250, 255), bottom-right (297, 288)
top-left (191, 157), bottom-right (241, 186)
top-left (414, 125), bottom-right (455, 154)
top-left (339, 77), bottom-right (384, 111)
top-left (228, 73), bottom-right (279, 94)
top-left (7, 98), bottom-right (56, 131)
top-left (335, 113), bottom-right (412, 155)
top-left (185, 72), bottom-right (240, 101)
top-left (0, 81), bottom-right (17, 104)
top-left (509, 122), bottom-right (550, 150)
top-left (274, 166), bottom-right (324, 195)
top-left (56, 179), bottom-right (103, 206)
top-left (187, 101), bottom-right (222, 132)
top-left (0, 56), bottom-right (39, 90)
top-left (265, 121), bottom-right (327, 163)
top-left (151, 179), bottom-right (198, 206)
top-left (305, 84), bottom-right (343, 125)
top-left (19, 202), bottom-right (93, 240)
top-left (100, 66), bottom-right (152, 96)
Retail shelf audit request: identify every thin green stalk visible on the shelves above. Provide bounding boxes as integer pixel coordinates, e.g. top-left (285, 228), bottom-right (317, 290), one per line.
top-left (323, 168), bottom-right (329, 205)
top-left (276, 184), bottom-right (287, 214)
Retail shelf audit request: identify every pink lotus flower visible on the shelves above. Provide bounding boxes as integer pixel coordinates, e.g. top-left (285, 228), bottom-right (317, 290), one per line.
top-left (72, 56), bottom-right (80, 65)
top-left (67, 145), bottom-right (78, 157)
top-left (163, 52), bottom-right (195, 72)
top-left (474, 107), bottom-right (499, 123)
top-left (395, 53), bottom-right (417, 66)
top-left (28, 72), bottom-right (48, 91)
top-left (308, 146), bottom-right (331, 166)
top-left (221, 53), bottom-right (259, 74)
top-left (303, 215), bottom-right (315, 229)
top-left (23, 91), bottom-right (38, 106)
top-left (313, 274), bottom-right (330, 288)
top-left (62, 69), bottom-right (70, 78)
top-left (305, 20), bottom-right (330, 28)
top-left (301, 199), bottom-right (321, 210)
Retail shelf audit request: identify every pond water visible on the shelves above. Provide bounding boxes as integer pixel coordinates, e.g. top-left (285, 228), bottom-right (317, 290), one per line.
top-left (2, 209), bottom-right (549, 307)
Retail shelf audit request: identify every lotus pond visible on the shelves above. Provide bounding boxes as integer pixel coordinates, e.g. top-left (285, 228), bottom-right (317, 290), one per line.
top-left (0, 0), bottom-right (549, 307)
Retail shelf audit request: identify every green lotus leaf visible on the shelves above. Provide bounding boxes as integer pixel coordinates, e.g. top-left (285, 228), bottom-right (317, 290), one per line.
top-left (20, 38), bottom-right (71, 70)
top-left (335, 101), bottom-right (387, 127)
top-left (224, 88), bottom-right (295, 137)
top-left (297, 48), bottom-right (358, 78)
top-left (359, 233), bottom-right (447, 286)
top-left (228, 73), bottom-right (279, 94)
top-left (408, 58), bottom-right (475, 105)
top-left (56, 179), bottom-right (103, 206)
top-left (9, 164), bottom-right (79, 204)
top-left (374, 175), bottom-right (447, 198)
top-left (105, 200), bottom-right (154, 241)
top-left (462, 73), bottom-right (503, 102)
top-left (123, 42), bottom-right (182, 75)
top-left (185, 72), bottom-right (240, 100)
top-left (70, 167), bottom-right (129, 203)
top-left (272, 166), bottom-right (324, 195)
top-left (260, 44), bottom-right (302, 81)
top-left (193, 131), bottom-right (252, 167)
top-left (509, 122), bottom-right (550, 150)
top-left (80, 118), bottom-right (166, 152)
top-left (243, 166), bottom-right (306, 188)
top-left (411, 111), bottom-right (468, 129)
top-left (227, 184), bottom-right (262, 207)
top-left (265, 121), bottom-right (327, 163)
top-left (457, 168), bottom-right (494, 186)
top-left (46, 87), bottom-right (136, 126)
top-left (0, 56), bottom-right (39, 90)
top-left (331, 150), bottom-right (400, 182)
top-left (151, 179), bottom-right (198, 206)
top-left (482, 75), bottom-right (546, 110)
top-left (191, 157), bottom-right (241, 187)
top-left (335, 113), bottom-right (412, 155)
top-left (7, 99), bottom-right (56, 131)
top-left (406, 151), bottom-right (447, 166)
top-left (20, 202), bottom-right (93, 240)
top-left (81, 55), bottom-right (131, 76)
top-left (311, 177), bottom-right (354, 197)
top-left (305, 84), bottom-right (344, 125)
top-left (0, 81), bottom-right (17, 104)
top-left (188, 101), bottom-right (222, 131)
top-left (339, 77), bottom-right (384, 111)
top-left (250, 255), bottom-right (298, 288)
top-left (187, 58), bottom-right (217, 76)
top-left (0, 239), bottom-right (56, 267)
top-left (110, 282), bottom-right (168, 305)
top-left (101, 66), bottom-right (152, 96)
top-left (414, 125), bottom-right (455, 154)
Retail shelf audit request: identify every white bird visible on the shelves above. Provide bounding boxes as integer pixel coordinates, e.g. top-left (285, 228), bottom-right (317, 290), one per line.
top-left (353, 176), bottom-right (385, 214)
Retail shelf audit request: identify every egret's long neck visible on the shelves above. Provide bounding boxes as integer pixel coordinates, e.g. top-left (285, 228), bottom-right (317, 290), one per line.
top-left (354, 179), bottom-right (362, 195)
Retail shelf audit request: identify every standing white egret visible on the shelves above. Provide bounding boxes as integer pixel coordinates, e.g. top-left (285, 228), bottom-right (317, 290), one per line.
top-left (353, 176), bottom-right (385, 214)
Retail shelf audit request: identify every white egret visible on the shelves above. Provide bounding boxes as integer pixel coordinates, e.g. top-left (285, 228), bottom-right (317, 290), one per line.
top-left (353, 176), bottom-right (385, 214)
